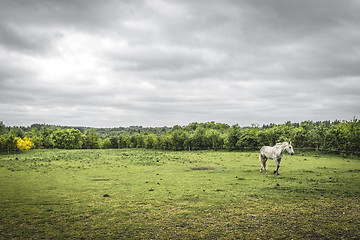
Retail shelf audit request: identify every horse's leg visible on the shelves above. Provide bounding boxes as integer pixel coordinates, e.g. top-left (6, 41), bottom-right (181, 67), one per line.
top-left (274, 165), bottom-right (280, 175)
top-left (273, 159), bottom-right (280, 175)
top-left (261, 156), bottom-right (267, 174)
top-left (259, 155), bottom-right (267, 174)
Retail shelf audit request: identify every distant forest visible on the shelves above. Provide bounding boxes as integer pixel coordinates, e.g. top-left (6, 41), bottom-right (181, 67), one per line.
top-left (1, 119), bottom-right (359, 155)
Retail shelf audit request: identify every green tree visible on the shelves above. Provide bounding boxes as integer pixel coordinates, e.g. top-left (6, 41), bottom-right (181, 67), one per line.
top-left (224, 125), bottom-right (241, 150)
top-left (323, 125), bottom-right (340, 152)
top-left (236, 127), bottom-right (259, 150)
top-left (144, 134), bottom-right (158, 149)
top-left (109, 137), bottom-right (119, 148)
top-left (9, 127), bottom-right (25, 138)
top-left (51, 129), bottom-right (84, 149)
top-left (190, 126), bottom-right (208, 150)
top-left (184, 122), bottom-right (199, 132)
top-left (130, 133), bottom-right (144, 148)
top-left (101, 138), bottom-right (112, 149)
top-left (292, 121), bottom-right (314, 148)
top-left (171, 128), bottom-right (188, 150)
top-left (311, 122), bottom-right (328, 150)
top-left (0, 121), bottom-right (6, 135)
top-left (0, 135), bottom-right (17, 152)
top-left (336, 119), bottom-right (360, 153)
top-left (205, 129), bottom-right (223, 150)
top-left (82, 129), bottom-right (100, 149)
top-left (263, 126), bottom-right (282, 146)
top-left (41, 126), bottom-right (55, 148)
top-left (119, 135), bottom-right (131, 148)
top-left (27, 128), bottom-right (43, 149)
top-left (158, 133), bottom-right (172, 150)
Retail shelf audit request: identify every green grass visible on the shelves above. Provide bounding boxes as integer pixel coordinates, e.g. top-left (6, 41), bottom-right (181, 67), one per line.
top-left (0, 149), bottom-right (359, 239)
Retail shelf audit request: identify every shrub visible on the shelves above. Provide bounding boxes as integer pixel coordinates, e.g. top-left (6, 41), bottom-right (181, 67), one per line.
top-left (16, 137), bottom-right (35, 151)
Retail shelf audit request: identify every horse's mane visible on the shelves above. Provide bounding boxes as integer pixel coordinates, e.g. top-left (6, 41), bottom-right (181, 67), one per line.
top-left (275, 142), bottom-right (289, 147)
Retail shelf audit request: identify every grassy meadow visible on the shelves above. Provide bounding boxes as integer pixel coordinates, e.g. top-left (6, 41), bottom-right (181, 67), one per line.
top-left (0, 149), bottom-right (359, 239)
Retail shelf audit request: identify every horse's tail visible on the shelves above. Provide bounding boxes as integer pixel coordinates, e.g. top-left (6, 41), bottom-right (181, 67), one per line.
top-left (259, 154), bottom-right (268, 169)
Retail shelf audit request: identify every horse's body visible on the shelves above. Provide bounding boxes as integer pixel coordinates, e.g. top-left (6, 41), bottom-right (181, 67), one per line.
top-left (259, 142), bottom-right (294, 175)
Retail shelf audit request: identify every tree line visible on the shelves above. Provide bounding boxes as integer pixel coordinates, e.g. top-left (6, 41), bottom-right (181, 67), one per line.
top-left (1, 119), bottom-right (359, 154)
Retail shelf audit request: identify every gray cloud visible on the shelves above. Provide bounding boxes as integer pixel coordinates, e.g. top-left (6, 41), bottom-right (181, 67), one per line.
top-left (0, 0), bottom-right (359, 127)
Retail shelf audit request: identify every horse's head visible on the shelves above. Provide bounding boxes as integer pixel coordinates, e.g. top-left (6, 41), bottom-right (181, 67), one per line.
top-left (285, 142), bottom-right (295, 155)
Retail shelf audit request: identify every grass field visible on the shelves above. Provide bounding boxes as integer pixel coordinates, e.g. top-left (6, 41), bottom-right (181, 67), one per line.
top-left (0, 149), bottom-right (359, 239)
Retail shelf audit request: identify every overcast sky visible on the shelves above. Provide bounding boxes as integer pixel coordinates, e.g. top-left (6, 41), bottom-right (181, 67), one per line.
top-left (0, 0), bottom-right (359, 128)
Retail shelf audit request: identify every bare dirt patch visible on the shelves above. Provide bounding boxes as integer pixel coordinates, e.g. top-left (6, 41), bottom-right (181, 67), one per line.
top-left (191, 167), bottom-right (215, 171)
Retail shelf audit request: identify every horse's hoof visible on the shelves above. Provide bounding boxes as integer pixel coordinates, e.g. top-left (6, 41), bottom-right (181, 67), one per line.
top-left (277, 173), bottom-right (280, 175)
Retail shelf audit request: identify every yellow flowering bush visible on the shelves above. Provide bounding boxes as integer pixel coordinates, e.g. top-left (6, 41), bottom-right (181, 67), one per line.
top-left (16, 137), bottom-right (34, 151)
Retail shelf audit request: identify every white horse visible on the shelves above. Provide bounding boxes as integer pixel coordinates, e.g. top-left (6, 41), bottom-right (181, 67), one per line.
top-left (259, 142), bottom-right (294, 175)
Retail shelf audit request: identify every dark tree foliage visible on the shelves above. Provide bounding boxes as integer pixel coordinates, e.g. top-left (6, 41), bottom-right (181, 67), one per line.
top-left (82, 129), bottom-right (100, 149)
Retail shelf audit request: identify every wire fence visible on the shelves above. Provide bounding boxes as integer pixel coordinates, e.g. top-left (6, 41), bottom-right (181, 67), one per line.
top-left (232, 146), bottom-right (360, 156)
top-left (293, 147), bottom-right (360, 156)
